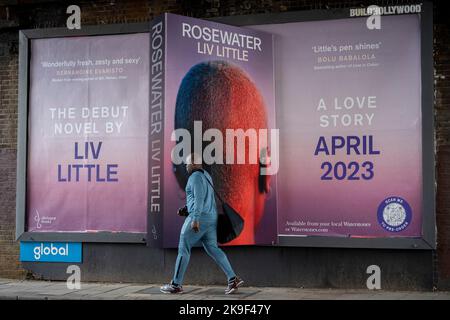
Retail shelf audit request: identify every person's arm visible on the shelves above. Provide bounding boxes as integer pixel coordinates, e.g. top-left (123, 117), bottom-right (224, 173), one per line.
top-left (190, 173), bottom-right (206, 223)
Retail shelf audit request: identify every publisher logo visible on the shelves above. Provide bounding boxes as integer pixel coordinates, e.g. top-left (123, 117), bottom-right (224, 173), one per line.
top-left (34, 209), bottom-right (57, 229)
top-left (377, 197), bottom-right (412, 232)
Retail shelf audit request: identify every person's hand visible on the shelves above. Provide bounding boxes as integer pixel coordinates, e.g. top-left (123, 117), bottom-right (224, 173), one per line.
top-left (191, 220), bottom-right (200, 233)
top-left (177, 206), bottom-right (188, 217)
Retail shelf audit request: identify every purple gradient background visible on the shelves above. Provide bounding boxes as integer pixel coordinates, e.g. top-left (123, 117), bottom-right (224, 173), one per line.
top-left (251, 15), bottom-right (423, 237)
top-left (27, 33), bottom-right (149, 233)
top-left (163, 14), bottom-right (277, 247)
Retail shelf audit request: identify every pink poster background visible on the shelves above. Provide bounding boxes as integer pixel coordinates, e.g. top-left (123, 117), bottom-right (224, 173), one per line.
top-left (252, 15), bottom-right (423, 237)
top-left (162, 14), bottom-right (277, 247)
top-left (27, 33), bottom-right (149, 233)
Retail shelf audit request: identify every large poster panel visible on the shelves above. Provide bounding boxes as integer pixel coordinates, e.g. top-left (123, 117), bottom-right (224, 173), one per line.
top-left (27, 33), bottom-right (149, 233)
top-left (251, 14), bottom-right (422, 238)
top-left (148, 14), bottom-right (277, 247)
top-left (22, 12), bottom-right (425, 246)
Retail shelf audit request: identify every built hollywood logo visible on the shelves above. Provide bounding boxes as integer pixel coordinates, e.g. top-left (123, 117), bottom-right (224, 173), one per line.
top-left (314, 95), bottom-right (412, 233)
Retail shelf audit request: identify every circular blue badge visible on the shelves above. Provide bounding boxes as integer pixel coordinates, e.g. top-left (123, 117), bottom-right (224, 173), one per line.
top-left (377, 196), bottom-right (412, 232)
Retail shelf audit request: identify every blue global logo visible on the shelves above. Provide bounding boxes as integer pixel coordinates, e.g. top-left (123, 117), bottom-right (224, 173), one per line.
top-left (377, 197), bottom-right (412, 232)
top-left (33, 243), bottom-right (69, 260)
top-left (20, 242), bottom-right (82, 263)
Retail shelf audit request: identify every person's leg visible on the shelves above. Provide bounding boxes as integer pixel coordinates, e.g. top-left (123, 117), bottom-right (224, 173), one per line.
top-left (201, 223), bottom-right (236, 282)
top-left (172, 217), bottom-right (204, 286)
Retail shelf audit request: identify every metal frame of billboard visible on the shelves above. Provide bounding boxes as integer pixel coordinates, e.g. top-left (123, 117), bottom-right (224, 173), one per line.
top-left (16, 23), bottom-right (149, 243)
top-left (211, 1), bottom-right (436, 250)
top-left (16, 3), bottom-right (435, 249)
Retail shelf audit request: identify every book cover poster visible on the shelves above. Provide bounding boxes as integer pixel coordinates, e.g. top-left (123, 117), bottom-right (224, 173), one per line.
top-left (151, 14), bottom-right (277, 247)
top-left (251, 14), bottom-right (422, 239)
top-left (27, 33), bottom-right (149, 233)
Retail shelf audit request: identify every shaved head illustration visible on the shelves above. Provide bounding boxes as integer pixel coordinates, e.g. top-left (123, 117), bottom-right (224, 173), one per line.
top-left (173, 60), bottom-right (270, 245)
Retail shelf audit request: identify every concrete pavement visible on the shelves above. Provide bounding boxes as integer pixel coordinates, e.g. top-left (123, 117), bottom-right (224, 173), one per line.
top-left (0, 278), bottom-right (449, 300)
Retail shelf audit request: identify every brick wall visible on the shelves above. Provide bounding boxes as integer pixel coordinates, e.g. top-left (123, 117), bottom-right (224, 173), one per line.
top-left (434, 0), bottom-right (450, 288)
top-left (0, 49), bottom-right (26, 278)
top-left (0, 0), bottom-right (448, 287)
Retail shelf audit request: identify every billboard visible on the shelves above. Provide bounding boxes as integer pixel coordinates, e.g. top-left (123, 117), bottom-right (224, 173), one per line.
top-left (27, 33), bottom-right (149, 233)
top-left (148, 14), bottom-right (277, 247)
top-left (17, 8), bottom-right (434, 249)
top-left (250, 15), bottom-right (423, 239)
top-left (20, 242), bottom-right (82, 263)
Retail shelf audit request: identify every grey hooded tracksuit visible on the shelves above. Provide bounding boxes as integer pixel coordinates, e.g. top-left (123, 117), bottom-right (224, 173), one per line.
top-left (172, 170), bottom-right (235, 285)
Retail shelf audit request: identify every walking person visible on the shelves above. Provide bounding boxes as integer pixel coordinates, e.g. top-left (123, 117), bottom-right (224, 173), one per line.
top-left (160, 153), bottom-right (244, 294)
